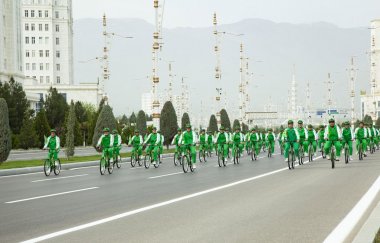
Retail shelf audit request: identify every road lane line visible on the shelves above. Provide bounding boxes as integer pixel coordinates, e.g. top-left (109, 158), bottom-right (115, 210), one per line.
top-left (323, 176), bottom-right (380, 243)
top-left (69, 166), bottom-right (98, 171)
top-left (148, 172), bottom-right (183, 179)
top-left (5, 187), bottom-right (99, 204)
top-left (0, 172), bottom-right (43, 179)
top-left (31, 174), bottom-right (88, 183)
top-left (20, 161), bottom-right (312, 243)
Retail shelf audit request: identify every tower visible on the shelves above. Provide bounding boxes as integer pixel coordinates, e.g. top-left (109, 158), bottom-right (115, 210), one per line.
top-left (347, 57), bottom-right (357, 125)
top-left (213, 12), bottom-right (222, 125)
top-left (326, 73), bottom-right (334, 114)
top-left (290, 65), bottom-right (297, 117)
top-left (239, 43), bottom-right (245, 124)
top-left (306, 82), bottom-right (311, 122)
top-left (100, 14), bottom-right (110, 101)
top-left (168, 62), bottom-right (173, 103)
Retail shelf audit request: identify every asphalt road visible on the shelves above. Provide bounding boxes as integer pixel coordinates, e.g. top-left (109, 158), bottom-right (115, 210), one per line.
top-left (1, 148), bottom-right (379, 243)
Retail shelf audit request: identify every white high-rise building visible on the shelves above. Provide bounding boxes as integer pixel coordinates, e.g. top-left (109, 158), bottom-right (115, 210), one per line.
top-left (0, 0), bottom-right (24, 83)
top-left (361, 19), bottom-right (380, 120)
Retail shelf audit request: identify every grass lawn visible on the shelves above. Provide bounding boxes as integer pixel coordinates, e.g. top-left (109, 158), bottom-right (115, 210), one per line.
top-left (375, 228), bottom-right (380, 243)
top-left (0, 149), bottom-right (175, 170)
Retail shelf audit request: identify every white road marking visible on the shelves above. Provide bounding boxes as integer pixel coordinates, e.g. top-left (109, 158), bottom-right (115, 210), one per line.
top-left (31, 174), bottom-right (88, 183)
top-left (69, 166), bottom-right (98, 171)
top-left (148, 172), bottom-right (183, 179)
top-left (0, 172), bottom-right (43, 179)
top-left (323, 176), bottom-right (380, 243)
top-left (5, 187), bottom-right (99, 204)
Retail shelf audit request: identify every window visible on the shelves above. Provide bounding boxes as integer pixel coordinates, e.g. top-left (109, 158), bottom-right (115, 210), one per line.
top-left (40, 76), bottom-right (43, 83)
top-left (25, 23), bottom-right (29, 31)
top-left (25, 37), bottom-right (29, 44)
top-left (38, 10), bottom-right (42, 18)
top-left (45, 50), bottom-right (49, 57)
top-left (39, 37), bottom-right (43, 44)
top-left (31, 24), bottom-right (35, 31)
top-left (55, 24), bottom-right (59, 32)
top-left (55, 11), bottom-right (59, 19)
top-left (39, 50), bottom-right (43, 57)
top-left (40, 63), bottom-right (43, 70)
top-left (45, 24), bottom-right (49, 31)
top-left (26, 50), bottom-right (30, 57)
top-left (46, 63), bottom-right (49, 70)
top-left (25, 10), bottom-right (29, 17)
top-left (57, 76), bottom-right (61, 84)
top-left (31, 10), bottom-right (35, 17)
top-left (56, 51), bottom-right (60, 58)
top-left (56, 38), bottom-right (59, 45)
top-left (39, 24), bottom-right (42, 31)
top-left (46, 76), bottom-right (50, 83)
top-left (31, 37), bottom-right (35, 44)
top-left (26, 63), bottom-right (30, 70)
top-left (45, 10), bottom-right (49, 18)
top-left (56, 64), bottom-right (60, 71)
top-left (45, 37), bottom-right (49, 44)
top-left (32, 50), bottom-right (35, 57)
top-left (32, 63), bottom-right (36, 70)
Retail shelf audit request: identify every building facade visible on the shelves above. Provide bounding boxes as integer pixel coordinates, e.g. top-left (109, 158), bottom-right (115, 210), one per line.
top-left (0, 0), bottom-right (24, 83)
top-left (361, 19), bottom-right (380, 121)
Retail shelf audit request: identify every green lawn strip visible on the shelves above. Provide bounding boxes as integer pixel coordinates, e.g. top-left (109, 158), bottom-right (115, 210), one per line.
top-left (0, 148), bottom-right (175, 170)
top-left (374, 227), bottom-right (380, 243)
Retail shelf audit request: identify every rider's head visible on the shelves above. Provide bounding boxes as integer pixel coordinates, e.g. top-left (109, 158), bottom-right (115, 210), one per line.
top-left (177, 128), bottom-right (182, 134)
top-left (344, 121), bottom-right (350, 127)
top-left (329, 118), bottom-right (335, 127)
top-left (220, 126), bottom-right (225, 132)
top-left (112, 129), bottom-right (118, 135)
top-left (103, 127), bottom-right (110, 135)
top-left (268, 128), bottom-right (273, 133)
top-left (298, 120), bottom-right (303, 128)
top-left (135, 130), bottom-right (139, 135)
top-left (307, 124), bottom-right (313, 130)
top-left (359, 121), bottom-right (364, 128)
top-left (50, 129), bottom-right (56, 137)
top-left (201, 129), bottom-right (205, 134)
top-left (186, 124), bottom-right (191, 132)
top-left (152, 127), bottom-right (157, 133)
top-left (288, 120), bottom-right (294, 128)
top-left (235, 127), bottom-right (240, 132)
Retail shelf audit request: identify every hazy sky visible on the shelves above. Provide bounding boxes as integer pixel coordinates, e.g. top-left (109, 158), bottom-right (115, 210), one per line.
top-left (73, 0), bottom-right (380, 28)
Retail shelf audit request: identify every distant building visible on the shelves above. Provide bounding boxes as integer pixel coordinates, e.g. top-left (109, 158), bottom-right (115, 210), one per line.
top-left (361, 19), bottom-right (380, 121)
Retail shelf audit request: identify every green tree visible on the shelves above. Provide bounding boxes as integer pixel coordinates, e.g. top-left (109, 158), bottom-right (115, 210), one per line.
top-left (65, 101), bottom-right (76, 158)
top-left (44, 87), bottom-right (68, 130)
top-left (136, 110), bottom-right (147, 136)
top-left (120, 115), bottom-right (128, 126)
top-left (92, 105), bottom-right (117, 147)
top-left (375, 118), bottom-right (380, 128)
top-left (0, 77), bottom-right (30, 134)
top-left (0, 98), bottom-right (12, 163)
top-left (208, 114), bottom-right (218, 133)
top-left (363, 114), bottom-right (373, 125)
top-left (232, 119), bottom-right (240, 130)
top-left (34, 108), bottom-right (50, 148)
top-left (129, 112), bottom-right (137, 125)
top-left (74, 101), bottom-right (87, 123)
top-left (242, 123), bottom-right (249, 133)
top-left (181, 113), bottom-right (190, 130)
top-left (83, 103), bottom-right (97, 146)
top-left (19, 116), bottom-right (39, 149)
top-left (220, 109), bottom-right (231, 131)
top-left (160, 101), bottom-right (178, 146)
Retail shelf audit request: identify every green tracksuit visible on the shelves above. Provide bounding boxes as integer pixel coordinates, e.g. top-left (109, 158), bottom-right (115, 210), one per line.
top-left (129, 135), bottom-right (143, 156)
top-left (232, 132), bottom-right (244, 157)
top-left (306, 129), bottom-right (317, 154)
top-left (215, 132), bottom-right (229, 158)
top-left (144, 133), bottom-right (161, 162)
top-left (179, 130), bottom-right (198, 163)
top-left (341, 127), bottom-right (354, 156)
top-left (283, 128), bottom-right (300, 158)
top-left (265, 132), bottom-right (276, 153)
top-left (324, 125), bottom-right (342, 157)
top-left (355, 127), bottom-right (367, 152)
top-left (297, 127), bottom-right (309, 153)
top-left (97, 134), bottom-right (114, 160)
top-left (44, 135), bottom-right (60, 161)
top-left (318, 129), bottom-right (326, 150)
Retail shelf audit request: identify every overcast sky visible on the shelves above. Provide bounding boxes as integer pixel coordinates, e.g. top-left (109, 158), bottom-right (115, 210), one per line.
top-left (73, 0), bottom-right (380, 28)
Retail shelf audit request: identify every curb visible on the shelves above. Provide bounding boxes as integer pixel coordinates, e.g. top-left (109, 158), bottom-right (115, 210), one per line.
top-left (0, 153), bottom-right (174, 177)
top-left (353, 199), bottom-right (380, 243)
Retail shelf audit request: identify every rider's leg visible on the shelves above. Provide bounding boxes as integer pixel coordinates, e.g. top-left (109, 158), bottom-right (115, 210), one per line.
top-left (153, 146), bottom-right (158, 162)
top-left (335, 141), bottom-right (342, 157)
top-left (324, 141), bottom-right (332, 157)
top-left (190, 146), bottom-right (196, 164)
top-left (270, 140), bottom-right (275, 153)
top-left (348, 140), bottom-right (353, 156)
top-left (294, 142), bottom-right (300, 157)
top-left (284, 142), bottom-right (290, 159)
top-left (312, 141), bottom-right (317, 154)
top-left (223, 144), bottom-right (229, 158)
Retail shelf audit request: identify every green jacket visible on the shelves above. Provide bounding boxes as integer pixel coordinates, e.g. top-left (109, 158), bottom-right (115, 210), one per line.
top-left (307, 129), bottom-right (317, 141)
top-left (249, 132), bottom-right (259, 142)
top-left (129, 135), bottom-right (143, 147)
top-left (179, 130), bottom-right (198, 145)
top-left (297, 127), bottom-right (308, 140)
top-left (265, 132), bottom-right (276, 142)
top-left (113, 134), bottom-right (122, 147)
top-left (171, 134), bottom-right (181, 146)
top-left (324, 125), bottom-right (342, 141)
top-left (342, 128), bottom-right (354, 141)
top-left (44, 136), bottom-right (60, 150)
top-left (355, 128), bottom-right (367, 140)
top-left (144, 133), bottom-right (161, 146)
top-left (97, 134), bottom-right (114, 148)
top-left (284, 128), bottom-right (300, 143)
top-left (232, 132), bottom-right (244, 143)
top-left (215, 132), bottom-right (228, 144)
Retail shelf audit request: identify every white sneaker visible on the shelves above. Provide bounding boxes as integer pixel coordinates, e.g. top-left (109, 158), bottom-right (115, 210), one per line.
top-left (192, 164), bottom-right (196, 169)
top-left (305, 153), bottom-right (309, 156)
top-left (336, 157), bottom-right (340, 161)
top-left (110, 159), bottom-right (114, 163)
top-left (349, 156), bottom-right (353, 161)
top-left (284, 159), bottom-right (288, 162)
top-left (327, 155), bottom-right (330, 160)
top-left (152, 161), bottom-right (156, 165)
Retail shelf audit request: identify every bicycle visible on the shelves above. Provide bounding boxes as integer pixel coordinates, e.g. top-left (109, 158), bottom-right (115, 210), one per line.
top-left (369, 138), bottom-right (375, 154)
top-left (286, 141), bottom-right (295, 170)
top-left (144, 145), bottom-right (160, 169)
top-left (233, 143), bottom-right (241, 164)
top-left (280, 141), bottom-right (284, 155)
top-left (113, 146), bottom-right (122, 169)
top-left (251, 142), bottom-right (257, 161)
top-left (130, 146), bottom-right (142, 167)
top-left (328, 140), bottom-right (338, 169)
top-left (343, 142), bottom-right (349, 164)
top-left (207, 143), bottom-right (213, 157)
top-left (267, 143), bottom-right (272, 158)
top-left (308, 142), bottom-right (314, 162)
top-left (97, 147), bottom-right (114, 175)
top-left (357, 139), bottom-right (364, 161)
top-left (319, 141), bottom-right (326, 159)
top-left (298, 141), bottom-right (305, 165)
top-left (198, 144), bottom-right (207, 163)
top-left (173, 146), bottom-right (182, 166)
top-left (217, 143), bottom-right (227, 167)
top-left (43, 149), bottom-right (61, 176)
top-left (182, 145), bottom-right (195, 173)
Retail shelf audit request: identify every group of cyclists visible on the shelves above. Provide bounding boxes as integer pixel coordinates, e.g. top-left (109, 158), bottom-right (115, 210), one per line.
top-left (42, 117), bottom-right (380, 175)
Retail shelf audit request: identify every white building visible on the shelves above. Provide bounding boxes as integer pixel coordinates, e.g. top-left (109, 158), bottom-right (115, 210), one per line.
top-left (0, 0), bottom-right (24, 83)
top-left (19, 0), bottom-right (102, 107)
top-left (361, 19), bottom-right (380, 121)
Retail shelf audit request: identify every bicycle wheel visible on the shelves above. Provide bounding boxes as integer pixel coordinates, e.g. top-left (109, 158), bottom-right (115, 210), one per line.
top-left (44, 159), bottom-right (51, 176)
top-left (331, 150), bottom-right (335, 169)
top-left (144, 154), bottom-right (151, 169)
top-left (116, 155), bottom-right (121, 169)
top-left (203, 150), bottom-right (206, 162)
top-left (137, 155), bottom-right (142, 166)
top-left (218, 151), bottom-right (223, 167)
top-left (131, 155), bottom-right (136, 167)
top-left (291, 151), bottom-right (295, 169)
top-left (154, 155), bottom-right (160, 168)
top-left (100, 158), bottom-right (106, 175)
top-left (108, 159), bottom-right (114, 174)
top-left (268, 146), bottom-right (272, 158)
top-left (222, 154), bottom-right (227, 167)
top-left (189, 159), bottom-right (195, 172)
top-left (199, 150), bottom-right (203, 163)
top-left (174, 152), bottom-right (178, 166)
top-left (308, 146), bottom-right (313, 162)
top-left (287, 152), bottom-right (291, 170)
top-left (182, 155), bottom-right (189, 173)
top-left (359, 145), bottom-right (363, 161)
top-left (53, 159), bottom-right (61, 175)
top-left (345, 147), bottom-right (349, 164)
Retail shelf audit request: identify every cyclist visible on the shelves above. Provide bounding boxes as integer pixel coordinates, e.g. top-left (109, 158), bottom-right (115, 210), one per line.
top-left (355, 121), bottom-right (368, 157)
top-left (143, 127), bottom-right (161, 165)
top-left (306, 124), bottom-right (318, 157)
top-left (324, 118), bottom-right (342, 161)
top-left (341, 121), bottom-right (354, 161)
top-left (231, 126), bottom-right (244, 161)
top-left (171, 128), bottom-right (182, 157)
top-left (112, 129), bottom-right (122, 160)
top-left (96, 128), bottom-right (114, 163)
top-left (297, 120), bottom-right (309, 156)
top-left (245, 130), bottom-right (252, 153)
top-left (207, 131), bottom-right (214, 153)
top-left (129, 130), bottom-right (143, 159)
top-left (277, 128), bottom-right (284, 149)
top-left (225, 127), bottom-right (233, 153)
top-left (283, 120), bottom-right (300, 162)
top-left (265, 128), bottom-right (276, 154)
top-left (43, 129), bottom-right (61, 165)
top-left (157, 130), bottom-right (164, 160)
top-left (260, 129), bottom-right (267, 152)
top-left (199, 129), bottom-right (208, 157)
top-left (369, 123), bottom-right (378, 151)
top-left (215, 126), bottom-right (229, 160)
top-left (178, 124), bottom-right (198, 168)
top-left (249, 128), bottom-right (260, 156)
top-left (317, 125), bottom-right (326, 152)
